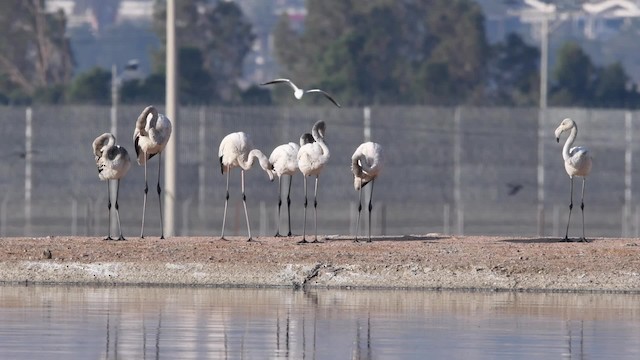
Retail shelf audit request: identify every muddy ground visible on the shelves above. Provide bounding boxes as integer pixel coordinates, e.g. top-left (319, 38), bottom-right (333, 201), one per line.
top-left (0, 234), bottom-right (639, 292)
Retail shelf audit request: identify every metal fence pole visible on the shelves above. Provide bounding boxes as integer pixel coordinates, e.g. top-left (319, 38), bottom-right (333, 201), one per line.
top-left (164, 0), bottom-right (178, 237)
top-left (111, 64), bottom-right (118, 137)
top-left (25, 107), bottom-right (33, 236)
top-left (623, 111), bottom-right (633, 237)
top-left (363, 106), bottom-right (371, 142)
top-left (198, 106), bottom-right (206, 220)
top-left (537, 108), bottom-right (546, 236)
top-left (453, 107), bottom-right (463, 236)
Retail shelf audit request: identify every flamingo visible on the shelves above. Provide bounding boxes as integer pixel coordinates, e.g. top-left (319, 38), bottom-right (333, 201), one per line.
top-left (92, 133), bottom-right (131, 240)
top-left (219, 132), bottom-right (274, 241)
top-left (260, 78), bottom-right (341, 107)
top-left (133, 105), bottom-right (172, 239)
top-left (555, 118), bottom-right (593, 242)
top-left (351, 142), bottom-right (383, 243)
top-left (297, 120), bottom-right (330, 244)
top-left (269, 133), bottom-right (315, 237)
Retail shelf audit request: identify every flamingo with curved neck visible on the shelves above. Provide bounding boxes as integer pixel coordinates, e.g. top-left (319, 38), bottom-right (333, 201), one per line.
top-left (219, 131), bottom-right (274, 241)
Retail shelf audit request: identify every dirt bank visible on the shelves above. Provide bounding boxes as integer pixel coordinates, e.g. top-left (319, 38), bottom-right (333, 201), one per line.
top-left (0, 235), bottom-right (639, 292)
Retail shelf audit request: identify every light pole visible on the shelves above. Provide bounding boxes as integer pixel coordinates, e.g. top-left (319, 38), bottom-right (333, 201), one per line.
top-left (165, 0), bottom-right (178, 237)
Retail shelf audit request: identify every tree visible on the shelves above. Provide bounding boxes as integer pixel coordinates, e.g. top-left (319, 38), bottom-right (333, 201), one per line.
top-left (152, 0), bottom-right (254, 104)
top-left (592, 62), bottom-right (630, 108)
top-left (67, 67), bottom-right (111, 104)
top-left (0, 0), bottom-right (73, 99)
top-left (272, 0), bottom-right (488, 106)
top-left (486, 33), bottom-right (539, 106)
top-left (550, 42), bottom-right (595, 107)
top-left (549, 42), bottom-right (639, 108)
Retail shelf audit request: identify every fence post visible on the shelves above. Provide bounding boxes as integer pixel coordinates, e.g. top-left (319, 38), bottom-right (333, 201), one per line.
top-left (453, 107), bottom-right (463, 236)
top-left (198, 106), bottom-right (206, 220)
top-left (164, 0), bottom-right (178, 237)
top-left (443, 203), bottom-right (450, 236)
top-left (537, 108), bottom-right (546, 236)
top-left (71, 197), bottom-right (78, 236)
top-left (111, 64), bottom-right (118, 137)
top-left (1, 192), bottom-right (9, 237)
top-left (623, 111), bottom-right (633, 237)
top-left (24, 107), bottom-right (32, 236)
top-left (363, 106), bottom-right (371, 142)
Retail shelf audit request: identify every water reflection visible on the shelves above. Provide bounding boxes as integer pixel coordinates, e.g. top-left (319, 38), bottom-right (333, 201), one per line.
top-left (0, 286), bottom-right (639, 359)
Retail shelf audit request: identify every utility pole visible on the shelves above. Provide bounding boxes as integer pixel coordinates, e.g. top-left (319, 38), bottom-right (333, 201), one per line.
top-left (165, 0), bottom-right (178, 237)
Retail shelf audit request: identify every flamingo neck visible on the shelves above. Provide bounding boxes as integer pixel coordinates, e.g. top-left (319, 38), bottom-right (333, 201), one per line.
top-left (562, 125), bottom-right (577, 161)
top-left (102, 134), bottom-right (115, 153)
top-left (240, 150), bottom-right (272, 178)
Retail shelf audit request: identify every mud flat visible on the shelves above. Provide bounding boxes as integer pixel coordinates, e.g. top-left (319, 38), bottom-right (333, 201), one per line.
top-left (0, 235), bottom-right (639, 292)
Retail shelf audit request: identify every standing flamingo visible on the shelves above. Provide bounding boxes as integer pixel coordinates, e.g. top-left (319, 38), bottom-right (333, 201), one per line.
top-left (555, 118), bottom-right (593, 242)
top-left (269, 133), bottom-right (315, 237)
top-left (297, 120), bottom-right (330, 244)
top-left (133, 105), bottom-right (172, 239)
top-left (351, 142), bottom-right (383, 243)
top-left (219, 132), bottom-right (274, 241)
top-left (260, 78), bottom-right (341, 107)
top-left (93, 133), bottom-right (131, 240)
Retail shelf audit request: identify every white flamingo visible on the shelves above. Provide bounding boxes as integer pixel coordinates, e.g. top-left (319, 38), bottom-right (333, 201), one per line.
top-left (297, 120), bottom-right (330, 244)
top-left (92, 133), bottom-right (131, 240)
top-left (260, 78), bottom-right (341, 107)
top-left (351, 142), bottom-right (383, 243)
top-left (269, 133), bottom-right (315, 237)
top-left (219, 132), bottom-right (274, 241)
top-left (555, 118), bottom-right (593, 242)
top-left (133, 105), bottom-right (172, 239)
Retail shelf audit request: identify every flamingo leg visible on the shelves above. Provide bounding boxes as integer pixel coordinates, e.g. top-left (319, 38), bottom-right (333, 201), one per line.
top-left (579, 178), bottom-right (588, 242)
top-left (311, 175), bottom-right (322, 243)
top-left (354, 178), bottom-right (363, 243)
top-left (241, 169), bottom-right (253, 242)
top-left (157, 152), bottom-right (164, 239)
top-left (286, 175), bottom-right (293, 236)
top-left (104, 180), bottom-right (113, 240)
top-left (563, 176), bottom-right (574, 242)
top-left (115, 179), bottom-right (125, 240)
top-left (140, 152), bottom-right (148, 239)
top-left (368, 179), bottom-right (375, 243)
top-left (275, 176), bottom-right (283, 237)
top-left (298, 176), bottom-right (308, 244)
top-left (221, 168), bottom-right (230, 240)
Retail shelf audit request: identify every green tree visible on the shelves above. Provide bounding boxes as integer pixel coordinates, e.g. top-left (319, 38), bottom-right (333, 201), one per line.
top-left (486, 33), bottom-right (539, 106)
top-left (550, 42), bottom-right (595, 106)
top-left (0, 0), bottom-right (73, 99)
top-left (152, 0), bottom-right (254, 104)
top-left (67, 67), bottom-right (111, 104)
top-left (272, 0), bottom-right (488, 106)
top-left (592, 62), bottom-right (630, 108)
top-left (550, 42), bottom-right (640, 108)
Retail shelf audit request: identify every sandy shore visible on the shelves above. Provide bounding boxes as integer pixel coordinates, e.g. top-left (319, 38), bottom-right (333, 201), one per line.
top-left (0, 235), bottom-right (639, 292)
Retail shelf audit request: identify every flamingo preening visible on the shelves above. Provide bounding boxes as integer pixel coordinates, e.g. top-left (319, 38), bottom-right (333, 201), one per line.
top-left (351, 142), bottom-right (383, 243)
top-left (92, 133), bottom-right (131, 240)
top-left (297, 120), bottom-right (330, 244)
top-left (269, 133), bottom-right (315, 237)
top-left (133, 105), bottom-right (172, 239)
top-left (219, 132), bottom-right (274, 241)
top-left (260, 78), bottom-right (341, 108)
top-left (555, 118), bottom-right (593, 242)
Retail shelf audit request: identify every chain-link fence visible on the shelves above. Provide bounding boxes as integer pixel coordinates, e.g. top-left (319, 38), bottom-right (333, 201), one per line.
top-left (0, 105), bottom-right (637, 238)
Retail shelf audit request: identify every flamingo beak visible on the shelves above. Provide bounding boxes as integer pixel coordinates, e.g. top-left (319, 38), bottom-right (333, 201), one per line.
top-left (556, 137), bottom-right (559, 143)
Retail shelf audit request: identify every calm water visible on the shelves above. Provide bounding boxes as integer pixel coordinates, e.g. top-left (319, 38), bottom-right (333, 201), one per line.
top-left (0, 286), bottom-right (639, 359)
